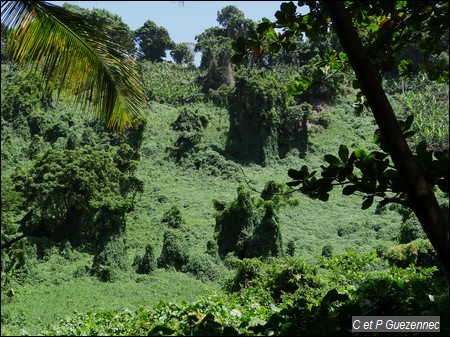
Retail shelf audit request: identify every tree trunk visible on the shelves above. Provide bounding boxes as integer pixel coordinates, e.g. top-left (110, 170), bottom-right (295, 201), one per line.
top-left (323, 1), bottom-right (449, 272)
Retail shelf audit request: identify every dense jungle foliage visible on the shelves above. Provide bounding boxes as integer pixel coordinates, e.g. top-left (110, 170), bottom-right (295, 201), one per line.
top-left (1, 1), bottom-right (449, 336)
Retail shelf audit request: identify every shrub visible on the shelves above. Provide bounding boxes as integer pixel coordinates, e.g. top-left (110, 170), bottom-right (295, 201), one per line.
top-left (168, 107), bottom-right (210, 162)
top-left (1, 65), bottom-right (46, 138)
top-left (157, 230), bottom-right (189, 271)
top-left (268, 257), bottom-right (322, 302)
top-left (206, 240), bottom-right (220, 261)
top-left (398, 215), bottom-right (426, 244)
top-left (59, 239), bottom-right (75, 261)
top-left (226, 258), bottom-right (266, 293)
top-left (246, 201), bottom-right (283, 259)
top-left (337, 222), bottom-right (362, 237)
top-left (140, 61), bottom-right (204, 105)
top-left (171, 107), bottom-right (209, 133)
top-left (321, 244), bottom-right (334, 258)
top-left (260, 180), bottom-right (287, 205)
top-left (206, 83), bottom-right (232, 108)
top-left (161, 205), bottom-right (185, 229)
top-left (169, 131), bottom-right (203, 161)
top-left (183, 254), bottom-right (222, 282)
top-left (214, 184), bottom-right (284, 260)
top-left (286, 240), bottom-right (296, 257)
top-left (214, 184), bottom-right (260, 258)
top-left (133, 244), bottom-right (157, 274)
top-left (384, 239), bottom-right (440, 268)
top-left (184, 149), bottom-right (239, 179)
top-left (350, 265), bottom-right (446, 317)
top-left (278, 103), bottom-right (310, 158)
top-left (13, 146), bottom-right (133, 247)
top-left (91, 235), bottom-right (127, 282)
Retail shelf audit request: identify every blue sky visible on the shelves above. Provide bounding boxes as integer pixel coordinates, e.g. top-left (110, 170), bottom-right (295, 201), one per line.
top-left (49, 1), bottom-right (290, 44)
top-left (48, 1), bottom-right (307, 65)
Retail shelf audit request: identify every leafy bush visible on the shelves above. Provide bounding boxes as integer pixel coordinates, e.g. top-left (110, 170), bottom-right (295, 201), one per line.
top-left (336, 223), bottom-right (362, 237)
top-left (206, 83), bottom-right (232, 108)
top-left (168, 131), bottom-right (203, 161)
top-left (245, 201), bottom-right (283, 259)
top-left (278, 103), bottom-right (310, 158)
top-left (214, 184), bottom-right (260, 258)
top-left (388, 75), bottom-right (449, 151)
top-left (161, 206), bottom-right (185, 229)
top-left (205, 240), bottom-right (220, 262)
top-left (170, 107), bottom-right (209, 133)
top-left (226, 258), bottom-right (266, 293)
top-left (35, 252), bottom-right (449, 336)
top-left (260, 180), bottom-right (288, 206)
top-left (157, 230), bottom-right (189, 271)
top-left (91, 235), bottom-right (127, 282)
top-left (398, 214), bottom-right (426, 243)
top-left (214, 184), bottom-right (284, 260)
top-left (286, 240), bottom-right (296, 257)
top-left (384, 238), bottom-right (440, 268)
top-left (183, 254), bottom-right (223, 282)
top-left (167, 106), bottom-right (210, 162)
top-left (182, 148), bottom-right (239, 179)
top-left (226, 256), bottom-right (324, 307)
top-left (133, 244), bottom-right (157, 274)
top-left (140, 61), bottom-right (204, 105)
top-left (321, 244), bottom-right (333, 258)
top-left (1, 65), bottom-right (46, 138)
top-left (349, 265), bottom-right (447, 317)
top-left (1, 238), bottom-right (38, 287)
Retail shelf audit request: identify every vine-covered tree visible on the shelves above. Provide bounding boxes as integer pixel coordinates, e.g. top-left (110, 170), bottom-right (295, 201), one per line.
top-left (214, 184), bottom-right (284, 260)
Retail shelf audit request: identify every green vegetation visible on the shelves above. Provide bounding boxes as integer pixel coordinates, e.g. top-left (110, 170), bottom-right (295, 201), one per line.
top-left (1, 1), bottom-right (448, 336)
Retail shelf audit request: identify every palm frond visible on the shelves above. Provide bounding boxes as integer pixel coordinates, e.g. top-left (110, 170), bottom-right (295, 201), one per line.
top-left (1, 1), bottom-right (146, 131)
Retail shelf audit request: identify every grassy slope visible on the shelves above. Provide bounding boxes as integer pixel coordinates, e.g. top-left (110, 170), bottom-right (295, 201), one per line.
top-left (1, 92), bottom-right (407, 335)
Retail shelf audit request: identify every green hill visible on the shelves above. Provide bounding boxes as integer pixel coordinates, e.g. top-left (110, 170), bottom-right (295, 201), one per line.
top-left (1, 60), bottom-right (448, 335)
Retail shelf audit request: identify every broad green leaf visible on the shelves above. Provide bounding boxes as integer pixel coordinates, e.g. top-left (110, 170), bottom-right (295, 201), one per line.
top-left (324, 154), bottom-right (342, 167)
top-left (342, 185), bottom-right (357, 195)
top-left (338, 145), bottom-right (349, 162)
top-left (398, 59), bottom-right (414, 76)
top-left (280, 1), bottom-right (297, 16)
top-left (266, 27), bottom-right (278, 41)
top-left (354, 148), bottom-right (367, 160)
top-left (400, 115), bottom-right (414, 132)
top-left (288, 168), bottom-right (304, 180)
top-left (286, 180), bottom-right (301, 187)
top-left (361, 196), bottom-right (374, 210)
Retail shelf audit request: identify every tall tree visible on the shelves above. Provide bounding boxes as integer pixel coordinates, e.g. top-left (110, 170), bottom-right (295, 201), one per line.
top-left (232, 1), bottom-right (449, 271)
top-left (217, 5), bottom-right (255, 39)
top-left (1, 1), bottom-right (146, 131)
top-left (135, 20), bottom-right (175, 62)
top-left (195, 5), bottom-right (256, 89)
top-left (170, 42), bottom-right (195, 67)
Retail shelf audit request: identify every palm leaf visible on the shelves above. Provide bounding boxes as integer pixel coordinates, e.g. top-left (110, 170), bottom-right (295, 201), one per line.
top-left (1, 0), bottom-right (146, 131)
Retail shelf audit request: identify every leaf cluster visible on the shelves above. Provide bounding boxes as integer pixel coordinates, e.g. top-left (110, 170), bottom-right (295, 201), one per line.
top-left (286, 116), bottom-right (449, 209)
